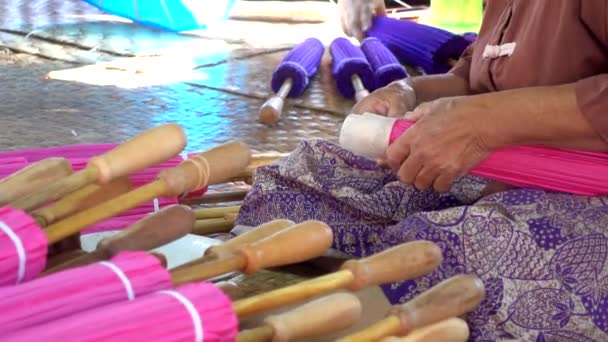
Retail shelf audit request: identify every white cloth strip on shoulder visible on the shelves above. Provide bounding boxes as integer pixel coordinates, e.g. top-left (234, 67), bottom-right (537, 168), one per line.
top-left (98, 261), bottom-right (135, 300)
top-left (159, 290), bottom-right (204, 342)
top-left (0, 220), bottom-right (27, 284)
top-left (482, 42), bottom-right (517, 59)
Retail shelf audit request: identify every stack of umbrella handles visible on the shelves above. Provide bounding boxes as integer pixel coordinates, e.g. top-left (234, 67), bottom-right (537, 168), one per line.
top-left (0, 123), bottom-right (486, 340)
top-left (37, 207), bottom-right (485, 342)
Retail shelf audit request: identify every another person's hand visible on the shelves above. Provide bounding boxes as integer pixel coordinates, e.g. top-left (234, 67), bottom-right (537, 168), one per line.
top-left (338, 0), bottom-right (386, 41)
top-left (351, 79), bottom-right (416, 117)
top-left (384, 96), bottom-right (492, 192)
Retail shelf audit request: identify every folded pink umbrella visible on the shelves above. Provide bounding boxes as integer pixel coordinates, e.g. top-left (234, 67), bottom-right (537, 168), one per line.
top-left (0, 251), bottom-right (170, 333)
top-left (82, 197), bottom-right (179, 234)
top-left (340, 113), bottom-right (608, 195)
top-left (0, 157), bottom-right (28, 166)
top-left (8, 281), bottom-right (238, 341)
top-left (0, 144), bottom-right (117, 162)
top-left (0, 207), bottom-right (48, 286)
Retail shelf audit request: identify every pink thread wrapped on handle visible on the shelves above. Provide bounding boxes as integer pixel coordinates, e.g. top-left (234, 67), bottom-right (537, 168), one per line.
top-left (390, 120), bottom-right (608, 195)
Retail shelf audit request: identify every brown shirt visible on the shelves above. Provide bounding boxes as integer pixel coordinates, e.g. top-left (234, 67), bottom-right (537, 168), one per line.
top-left (450, 0), bottom-right (608, 142)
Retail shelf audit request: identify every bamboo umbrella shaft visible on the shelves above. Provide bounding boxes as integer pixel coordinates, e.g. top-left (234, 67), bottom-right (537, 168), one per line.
top-left (171, 255), bottom-right (247, 285)
top-left (44, 249), bottom-right (88, 270)
top-left (12, 167), bottom-right (99, 211)
top-left (233, 241), bottom-right (443, 318)
top-left (172, 220), bottom-right (332, 285)
top-left (192, 217), bottom-right (235, 235)
top-left (43, 180), bottom-right (168, 244)
top-left (236, 326), bottom-right (275, 342)
top-left (181, 190), bottom-right (249, 205)
top-left (0, 157), bottom-right (73, 206)
top-left (338, 316), bottom-right (402, 342)
top-left (194, 205), bottom-right (240, 219)
top-left (33, 176), bottom-right (133, 227)
top-left (233, 270), bottom-right (354, 317)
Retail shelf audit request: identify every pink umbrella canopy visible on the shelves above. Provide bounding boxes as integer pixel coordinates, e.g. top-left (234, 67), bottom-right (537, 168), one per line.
top-left (8, 281), bottom-right (238, 341)
top-left (0, 251), bottom-right (171, 333)
top-left (0, 207), bottom-right (47, 286)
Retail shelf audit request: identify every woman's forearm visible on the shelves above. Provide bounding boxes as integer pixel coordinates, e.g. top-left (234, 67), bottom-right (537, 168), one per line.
top-left (407, 74), bottom-right (471, 106)
top-left (470, 84), bottom-right (608, 151)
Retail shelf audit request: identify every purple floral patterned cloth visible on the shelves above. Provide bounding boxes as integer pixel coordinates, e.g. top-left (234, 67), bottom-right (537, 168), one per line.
top-left (237, 139), bottom-right (608, 342)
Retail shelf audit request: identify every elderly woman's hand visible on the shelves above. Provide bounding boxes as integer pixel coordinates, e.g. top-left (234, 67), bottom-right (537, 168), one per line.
top-left (385, 96), bottom-right (492, 192)
top-left (352, 79), bottom-right (417, 117)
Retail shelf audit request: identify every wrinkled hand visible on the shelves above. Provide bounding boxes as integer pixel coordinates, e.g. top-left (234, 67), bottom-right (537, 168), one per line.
top-left (385, 97), bottom-right (491, 192)
top-left (352, 79), bottom-right (416, 117)
top-left (337, 0), bottom-right (386, 41)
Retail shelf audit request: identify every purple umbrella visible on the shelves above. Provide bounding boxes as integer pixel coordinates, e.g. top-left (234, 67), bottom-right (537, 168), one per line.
top-left (366, 16), bottom-right (472, 74)
top-left (329, 37), bottom-right (374, 101)
top-left (259, 38), bottom-right (325, 126)
top-left (361, 37), bottom-right (408, 89)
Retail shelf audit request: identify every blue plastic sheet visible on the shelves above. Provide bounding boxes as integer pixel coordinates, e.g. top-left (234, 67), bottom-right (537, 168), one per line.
top-left (83, 0), bottom-right (238, 32)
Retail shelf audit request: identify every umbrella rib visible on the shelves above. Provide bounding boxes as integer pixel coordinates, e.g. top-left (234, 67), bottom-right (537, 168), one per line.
top-left (98, 261), bottom-right (135, 300)
top-left (159, 290), bottom-right (204, 342)
top-left (0, 220), bottom-right (26, 284)
top-left (159, 0), bottom-right (176, 29)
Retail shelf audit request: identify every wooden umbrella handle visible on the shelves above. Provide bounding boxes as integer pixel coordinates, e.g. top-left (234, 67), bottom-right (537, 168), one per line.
top-left (159, 141), bottom-right (252, 197)
top-left (194, 205), bottom-right (241, 219)
top-left (96, 205), bottom-right (195, 257)
top-left (390, 274), bottom-right (485, 335)
top-left (259, 78), bottom-right (292, 126)
top-left (237, 220), bottom-right (333, 274)
top-left (340, 241), bottom-right (443, 291)
top-left (88, 123), bottom-right (187, 184)
top-left (0, 158), bottom-right (73, 206)
top-left (264, 292), bottom-right (362, 342)
top-left (205, 219), bottom-right (295, 259)
top-left (32, 176), bottom-right (133, 227)
top-left (380, 318), bottom-right (470, 342)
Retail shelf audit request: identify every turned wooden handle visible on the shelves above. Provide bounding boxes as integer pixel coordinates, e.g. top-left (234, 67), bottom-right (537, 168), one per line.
top-left (381, 318), bottom-right (470, 342)
top-left (389, 274), bottom-right (485, 335)
top-left (265, 292), bottom-right (362, 342)
top-left (259, 79), bottom-right (292, 126)
top-left (206, 219), bottom-right (295, 259)
top-left (340, 241), bottom-right (442, 291)
top-left (237, 220), bottom-right (333, 274)
top-left (192, 217), bottom-right (235, 235)
top-left (194, 205), bottom-right (240, 219)
top-left (87, 123), bottom-right (187, 184)
top-left (96, 205), bottom-right (195, 257)
top-left (0, 158), bottom-right (73, 206)
top-left (159, 141), bottom-right (251, 197)
top-left (33, 176), bottom-right (133, 227)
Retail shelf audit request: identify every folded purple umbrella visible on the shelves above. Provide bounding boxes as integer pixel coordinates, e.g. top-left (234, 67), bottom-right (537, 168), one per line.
top-left (462, 32), bottom-right (478, 45)
top-left (329, 37), bottom-right (375, 99)
top-left (361, 37), bottom-right (408, 89)
top-left (366, 16), bottom-right (473, 74)
top-left (271, 38), bottom-right (325, 98)
top-left (260, 38), bottom-right (325, 125)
